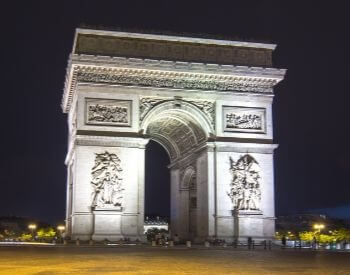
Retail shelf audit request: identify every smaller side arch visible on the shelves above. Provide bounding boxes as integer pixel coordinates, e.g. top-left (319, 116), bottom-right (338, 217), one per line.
top-left (180, 166), bottom-right (196, 190)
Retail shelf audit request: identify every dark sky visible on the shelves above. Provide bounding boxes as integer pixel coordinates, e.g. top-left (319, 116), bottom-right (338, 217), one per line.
top-left (1, 1), bottom-right (349, 224)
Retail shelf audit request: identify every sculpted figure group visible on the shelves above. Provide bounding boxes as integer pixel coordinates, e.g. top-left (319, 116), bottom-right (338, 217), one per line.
top-left (226, 113), bottom-right (262, 130)
top-left (91, 151), bottom-right (124, 208)
top-left (227, 154), bottom-right (261, 211)
top-left (88, 104), bottom-right (128, 123)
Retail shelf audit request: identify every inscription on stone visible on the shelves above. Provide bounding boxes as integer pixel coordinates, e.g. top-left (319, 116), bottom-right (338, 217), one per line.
top-left (76, 34), bottom-right (273, 67)
top-left (223, 106), bottom-right (265, 133)
top-left (86, 99), bottom-right (131, 127)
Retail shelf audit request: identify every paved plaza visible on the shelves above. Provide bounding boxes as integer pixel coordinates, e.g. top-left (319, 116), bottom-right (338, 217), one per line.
top-left (0, 245), bottom-right (349, 274)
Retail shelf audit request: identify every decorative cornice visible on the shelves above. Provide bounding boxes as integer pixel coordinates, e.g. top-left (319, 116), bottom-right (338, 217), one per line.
top-left (62, 56), bottom-right (286, 113)
top-left (71, 54), bottom-right (285, 77)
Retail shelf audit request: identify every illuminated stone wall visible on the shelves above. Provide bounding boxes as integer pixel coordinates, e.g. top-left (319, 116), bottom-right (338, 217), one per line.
top-left (62, 28), bottom-right (285, 242)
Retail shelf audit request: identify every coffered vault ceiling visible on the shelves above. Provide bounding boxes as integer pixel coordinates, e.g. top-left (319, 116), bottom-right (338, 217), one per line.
top-left (145, 112), bottom-right (206, 160)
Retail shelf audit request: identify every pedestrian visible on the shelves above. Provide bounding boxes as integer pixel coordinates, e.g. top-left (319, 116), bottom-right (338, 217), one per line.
top-left (247, 237), bottom-right (252, 249)
top-left (174, 234), bottom-right (179, 244)
top-left (281, 235), bottom-right (286, 249)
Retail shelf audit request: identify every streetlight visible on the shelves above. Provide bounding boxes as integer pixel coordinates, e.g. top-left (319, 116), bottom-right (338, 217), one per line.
top-left (57, 225), bottom-right (65, 243)
top-left (28, 224), bottom-right (37, 240)
top-left (313, 223), bottom-right (325, 233)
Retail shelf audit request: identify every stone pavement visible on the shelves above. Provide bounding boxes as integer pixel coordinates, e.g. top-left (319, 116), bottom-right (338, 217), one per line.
top-left (0, 245), bottom-right (349, 274)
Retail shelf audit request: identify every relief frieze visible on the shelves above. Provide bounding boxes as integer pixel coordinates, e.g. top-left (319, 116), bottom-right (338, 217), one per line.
top-left (85, 99), bottom-right (131, 127)
top-left (77, 71), bottom-right (273, 94)
top-left (223, 106), bottom-right (265, 133)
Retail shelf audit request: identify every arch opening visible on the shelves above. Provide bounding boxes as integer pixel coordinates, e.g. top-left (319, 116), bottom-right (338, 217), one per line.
top-left (143, 103), bottom-right (209, 240)
top-left (145, 140), bottom-right (170, 221)
top-left (142, 104), bottom-right (210, 161)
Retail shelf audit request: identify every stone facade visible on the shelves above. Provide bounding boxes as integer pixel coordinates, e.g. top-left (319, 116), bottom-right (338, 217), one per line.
top-left (62, 28), bottom-right (286, 242)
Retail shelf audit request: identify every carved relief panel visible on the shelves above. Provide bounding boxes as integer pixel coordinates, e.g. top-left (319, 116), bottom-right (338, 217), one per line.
top-left (91, 151), bottom-right (124, 210)
top-left (85, 98), bottom-right (132, 127)
top-left (227, 154), bottom-right (262, 212)
top-left (223, 106), bottom-right (266, 133)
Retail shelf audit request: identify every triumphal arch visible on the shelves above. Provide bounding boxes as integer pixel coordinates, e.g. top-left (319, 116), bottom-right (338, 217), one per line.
top-left (62, 28), bottom-right (286, 242)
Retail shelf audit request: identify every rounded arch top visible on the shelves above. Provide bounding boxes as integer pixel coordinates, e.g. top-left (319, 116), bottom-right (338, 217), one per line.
top-left (141, 100), bottom-right (214, 136)
top-left (180, 166), bottom-right (196, 190)
top-left (140, 100), bottom-right (213, 161)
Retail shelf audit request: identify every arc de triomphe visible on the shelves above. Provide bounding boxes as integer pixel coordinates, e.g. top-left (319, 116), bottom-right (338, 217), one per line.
top-left (62, 28), bottom-right (285, 242)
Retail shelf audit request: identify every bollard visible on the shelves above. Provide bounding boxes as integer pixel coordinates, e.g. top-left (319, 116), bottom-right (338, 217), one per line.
top-left (152, 240), bottom-right (156, 246)
top-left (204, 241), bottom-right (210, 248)
top-left (186, 241), bottom-right (191, 248)
top-left (89, 239), bottom-right (94, 246)
top-left (76, 239), bottom-right (80, 246)
top-left (169, 240), bottom-right (174, 247)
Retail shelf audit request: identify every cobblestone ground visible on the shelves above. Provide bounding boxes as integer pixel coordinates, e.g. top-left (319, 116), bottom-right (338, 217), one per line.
top-left (0, 245), bottom-right (349, 274)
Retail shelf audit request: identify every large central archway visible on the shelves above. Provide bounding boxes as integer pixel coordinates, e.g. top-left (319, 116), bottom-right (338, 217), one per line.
top-left (141, 101), bottom-right (212, 240)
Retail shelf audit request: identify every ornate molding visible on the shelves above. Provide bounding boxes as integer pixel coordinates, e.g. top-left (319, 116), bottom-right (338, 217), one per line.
top-left (187, 100), bottom-right (215, 127)
top-left (227, 154), bottom-right (261, 212)
top-left (91, 151), bottom-right (124, 210)
top-left (72, 54), bottom-right (285, 77)
top-left (76, 68), bottom-right (276, 93)
top-left (62, 60), bottom-right (285, 113)
top-left (140, 97), bottom-right (167, 121)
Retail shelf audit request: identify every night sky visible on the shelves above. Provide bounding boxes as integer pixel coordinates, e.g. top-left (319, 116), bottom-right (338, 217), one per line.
top-left (1, 1), bottom-right (349, 224)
